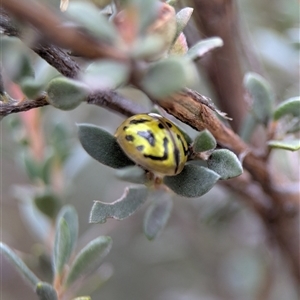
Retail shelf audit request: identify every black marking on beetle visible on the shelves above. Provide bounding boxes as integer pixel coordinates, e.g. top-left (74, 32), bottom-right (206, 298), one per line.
top-left (166, 122), bottom-right (173, 128)
top-left (125, 135), bottom-right (134, 142)
top-left (174, 147), bottom-right (180, 174)
top-left (144, 137), bottom-right (168, 161)
top-left (123, 126), bottom-right (128, 131)
top-left (136, 145), bottom-right (144, 152)
top-left (129, 118), bottom-right (151, 125)
top-left (158, 123), bottom-right (164, 129)
top-left (137, 130), bottom-right (155, 147)
top-left (177, 134), bottom-right (189, 156)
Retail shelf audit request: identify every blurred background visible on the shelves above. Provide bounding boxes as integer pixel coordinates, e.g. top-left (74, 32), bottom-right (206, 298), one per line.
top-left (1, 0), bottom-right (299, 299)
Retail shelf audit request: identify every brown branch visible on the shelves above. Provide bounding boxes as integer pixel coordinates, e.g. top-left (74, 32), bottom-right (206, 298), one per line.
top-left (0, 8), bottom-right (146, 117)
top-left (0, 9), bottom-right (80, 78)
top-left (86, 91), bottom-right (145, 116)
top-left (33, 45), bottom-right (81, 79)
top-left (1, 0), bottom-right (128, 62)
top-left (0, 91), bottom-right (145, 118)
top-left (0, 94), bottom-right (49, 115)
top-left (184, 0), bottom-right (248, 133)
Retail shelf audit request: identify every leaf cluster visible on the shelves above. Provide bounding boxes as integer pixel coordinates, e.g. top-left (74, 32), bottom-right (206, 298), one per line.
top-left (1, 206), bottom-right (112, 300)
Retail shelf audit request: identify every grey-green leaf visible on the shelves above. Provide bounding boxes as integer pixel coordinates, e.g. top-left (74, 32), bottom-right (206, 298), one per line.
top-left (163, 164), bottom-right (220, 197)
top-left (0, 242), bottom-right (40, 288)
top-left (23, 153), bottom-right (41, 181)
top-left (78, 124), bottom-right (134, 169)
top-left (207, 149), bottom-right (243, 179)
top-left (56, 205), bottom-right (79, 257)
top-left (239, 113), bottom-right (258, 142)
top-left (187, 37), bottom-right (224, 61)
top-left (267, 139), bottom-right (300, 151)
top-left (66, 1), bottom-right (117, 42)
top-left (82, 60), bottom-right (129, 90)
top-left (90, 186), bottom-right (149, 223)
top-left (143, 193), bottom-right (173, 240)
top-left (174, 7), bottom-right (193, 43)
top-left (193, 129), bottom-right (217, 152)
top-left (34, 189), bottom-right (61, 220)
top-left (167, 0), bottom-right (177, 5)
top-left (20, 78), bottom-right (44, 99)
top-left (287, 119), bottom-right (300, 133)
top-left (131, 35), bottom-right (165, 60)
top-left (141, 57), bottom-right (197, 98)
top-left (115, 166), bottom-right (148, 184)
top-left (133, 0), bottom-right (159, 33)
top-left (273, 96), bottom-right (300, 120)
top-left (46, 77), bottom-right (89, 110)
top-left (35, 282), bottom-right (58, 300)
top-left (64, 236), bottom-right (112, 287)
top-left (244, 72), bottom-right (274, 126)
top-left (1, 37), bottom-right (35, 83)
top-left (21, 61), bottom-right (60, 99)
top-left (53, 218), bottom-right (72, 276)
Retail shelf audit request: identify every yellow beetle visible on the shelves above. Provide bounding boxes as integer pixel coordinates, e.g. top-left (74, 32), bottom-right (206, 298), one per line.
top-left (115, 113), bottom-right (189, 176)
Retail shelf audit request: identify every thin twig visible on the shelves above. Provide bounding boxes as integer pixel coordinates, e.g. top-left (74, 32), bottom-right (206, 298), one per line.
top-left (0, 94), bottom-right (49, 116)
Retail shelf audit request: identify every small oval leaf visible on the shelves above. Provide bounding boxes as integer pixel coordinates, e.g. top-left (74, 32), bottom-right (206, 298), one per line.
top-left (66, 1), bottom-right (117, 42)
top-left (34, 189), bottom-right (61, 220)
top-left (163, 164), bottom-right (220, 197)
top-left (193, 129), bottom-right (216, 152)
top-left (90, 186), bottom-right (149, 223)
top-left (53, 218), bottom-right (71, 276)
top-left (20, 78), bottom-right (44, 99)
top-left (0, 242), bottom-right (40, 288)
top-left (135, 0), bottom-right (161, 33)
top-left (174, 7), bottom-right (193, 42)
top-left (115, 166), bottom-right (148, 184)
top-left (207, 149), bottom-right (243, 179)
top-left (141, 57), bottom-right (197, 98)
top-left (187, 37), bottom-right (224, 61)
top-left (239, 113), bottom-right (258, 142)
top-left (273, 97), bottom-right (300, 120)
top-left (267, 139), bottom-right (300, 151)
top-left (1, 37), bottom-right (35, 83)
top-left (46, 77), bottom-right (89, 110)
top-left (36, 282), bottom-right (58, 300)
top-left (143, 193), bottom-right (173, 240)
top-left (244, 72), bottom-right (274, 126)
top-left (64, 236), bottom-right (112, 288)
top-left (23, 153), bottom-right (42, 181)
top-left (131, 35), bottom-right (165, 60)
top-left (82, 60), bottom-right (129, 91)
top-left (56, 205), bottom-right (79, 257)
top-left (78, 124), bottom-right (134, 169)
